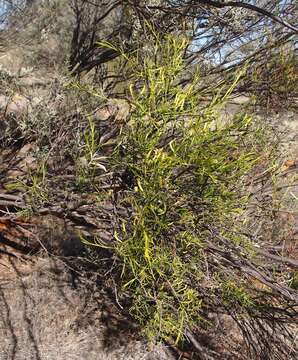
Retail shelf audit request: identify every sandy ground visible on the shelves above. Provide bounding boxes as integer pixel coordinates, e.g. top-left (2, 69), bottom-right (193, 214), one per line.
top-left (0, 256), bottom-right (174, 360)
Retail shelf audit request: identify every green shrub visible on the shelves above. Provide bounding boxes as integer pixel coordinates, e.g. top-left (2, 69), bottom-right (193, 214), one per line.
top-left (88, 34), bottom-right (268, 343)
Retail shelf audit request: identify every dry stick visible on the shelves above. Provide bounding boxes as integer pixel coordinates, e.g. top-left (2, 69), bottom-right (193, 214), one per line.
top-left (0, 248), bottom-right (18, 258)
top-left (0, 233), bottom-right (35, 255)
top-left (206, 239), bottom-right (298, 302)
top-left (225, 229), bottom-right (298, 267)
top-left (0, 194), bottom-right (24, 202)
top-left (197, 0), bottom-right (298, 33)
top-left (0, 200), bottom-right (26, 209)
top-left (254, 248), bottom-right (298, 268)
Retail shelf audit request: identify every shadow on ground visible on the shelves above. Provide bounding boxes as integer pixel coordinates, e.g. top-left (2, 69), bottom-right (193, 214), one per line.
top-left (0, 228), bottom-right (173, 360)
